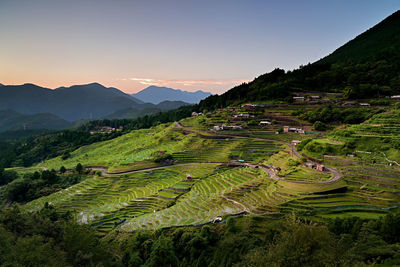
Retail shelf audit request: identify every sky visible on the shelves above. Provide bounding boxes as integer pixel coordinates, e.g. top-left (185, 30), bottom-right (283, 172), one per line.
top-left (0, 0), bottom-right (399, 94)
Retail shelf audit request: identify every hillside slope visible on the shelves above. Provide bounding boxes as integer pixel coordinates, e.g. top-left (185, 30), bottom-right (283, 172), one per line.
top-left (103, 100), bottom-right (189, 119)
top-left (0, 109), bottom-right (72, 132)
top-left (199, 10), bottom-right (400, 109)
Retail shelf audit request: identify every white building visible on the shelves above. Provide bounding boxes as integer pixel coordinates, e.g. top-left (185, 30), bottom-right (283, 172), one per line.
top-left (259, 121), bottom-right (271, 126)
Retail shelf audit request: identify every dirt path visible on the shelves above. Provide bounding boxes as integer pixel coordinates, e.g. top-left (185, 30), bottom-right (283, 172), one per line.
top-left (221, 189), bottom-right (251, 214)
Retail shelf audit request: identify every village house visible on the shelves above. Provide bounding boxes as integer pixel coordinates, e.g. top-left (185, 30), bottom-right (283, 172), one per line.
top-left (222, 124), bottom-right (243, 130)
top-left (359, 103), bottom-right (370, 106)
top-left (283, 126), bottom-right (305, 134)
top-left (259, 121), bottom-right (271, 126)
top-left (241, 103), bottom-right (264, 111)
top-left (293, 96), bottom-right (305, 102)
top-left (391, 95), bottom-right (400, 99)
top-left (310, 95), bottom-right (320, 100)
top-left (305, 162), bottom-right (315, 169)
top-left (316, 164), bottom-right (326, 171)
top-left (90, 126), bottom-right (116, 134)
top-left (341, 101), bottom-right (356, 106)
top-left (305, 162), bottom-right (326, 172)
top-left (212, 216), bottom-right (223, 223)
top-left (214, 125), bottom-right (243, 131)
top-left (272, 166), bottom-right (281, 172)
top-left (233, 113), bottom-right (250, 119)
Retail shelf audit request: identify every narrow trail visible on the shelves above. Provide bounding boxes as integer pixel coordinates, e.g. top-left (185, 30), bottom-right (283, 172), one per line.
top-left (221, 189), bottom-right (251, 214)
top-left (382, 152), bottom-right (400, 167)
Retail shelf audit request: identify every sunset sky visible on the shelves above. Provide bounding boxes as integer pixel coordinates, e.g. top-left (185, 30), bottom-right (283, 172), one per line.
top-left (0, 0), bottom-right (399, 94)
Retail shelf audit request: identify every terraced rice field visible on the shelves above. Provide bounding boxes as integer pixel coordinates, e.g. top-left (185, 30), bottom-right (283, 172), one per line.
top-left (38, 124), bottom-right (201, 170)
top-left (230, 139), bottom-right (282, 163)
top-left (24, 164), bottom-right (219, 232)
top-left (288, 156), bottom-right (400, 219)
top-left (120, 167), bottom-right (273, 231)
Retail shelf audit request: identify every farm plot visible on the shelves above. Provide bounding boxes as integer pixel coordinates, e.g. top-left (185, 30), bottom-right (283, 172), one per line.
top-left (229, 139), bottom-right (282, 163)
top-left (24, 164), bottom-right (220, 232)
top-left (172, 139), bottom-right (240, 163)
top-left (119, 167), bottom-right (273, 231)
top-left (285, 156), bottom-right (400, 219)
top-left (38, 123), bottom-right (200, 170)
top-left (282, 167), bottom-right (333, 183)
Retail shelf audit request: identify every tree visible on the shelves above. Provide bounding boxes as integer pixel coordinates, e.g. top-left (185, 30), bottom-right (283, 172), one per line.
top-left (75, 163), bottom-right (83, 174)
top-left (313, 121), bottom-right (327, 131)
top-left (145, 234), bottom-right (178, 267)
top-left (59, 166), bottom-right (66, 174)
top-left (247, 120), bottom-right (258, 126)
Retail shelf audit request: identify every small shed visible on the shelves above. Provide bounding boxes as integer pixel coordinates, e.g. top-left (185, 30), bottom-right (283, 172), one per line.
top-left (186, 174), bottom-right (193, 180)
top-left (283, 126), bottom-right (290, 133)
top-left (259, 121), bottom-right (271, 126)
top-left (316, 165), bottom-right (326, 172)
top-left (212, 216), bottom-right (223, 223)
top-left (305, 162), bottom-right (315, 169)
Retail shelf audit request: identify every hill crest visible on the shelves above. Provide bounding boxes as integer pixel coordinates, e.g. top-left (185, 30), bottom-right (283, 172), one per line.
top-left (132, 85), bottom-right (211, 104)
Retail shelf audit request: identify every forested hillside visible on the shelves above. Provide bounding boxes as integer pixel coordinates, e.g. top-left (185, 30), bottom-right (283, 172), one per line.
top-left (199, 10), bottom-right (400, 110)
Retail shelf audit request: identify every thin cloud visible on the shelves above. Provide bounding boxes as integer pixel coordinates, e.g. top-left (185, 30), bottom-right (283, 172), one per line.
top-left (125, 77), bottom-right (250, 87)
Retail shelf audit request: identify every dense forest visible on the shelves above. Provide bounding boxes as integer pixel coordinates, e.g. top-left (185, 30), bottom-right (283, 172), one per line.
top-left (1, 205), bottom-right (400, 266)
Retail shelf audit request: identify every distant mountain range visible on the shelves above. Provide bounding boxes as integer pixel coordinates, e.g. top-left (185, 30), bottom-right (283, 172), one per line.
top-left (0, 83), bottom-right (190, 123)
top-left (132, 86), bottom-right (211, 104)
top-left (0, 109), bottom-right (72, 132)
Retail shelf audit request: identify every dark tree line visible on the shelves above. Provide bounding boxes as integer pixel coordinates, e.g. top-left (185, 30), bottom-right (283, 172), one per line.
top-left (2, 205), bottom-right (400, 266)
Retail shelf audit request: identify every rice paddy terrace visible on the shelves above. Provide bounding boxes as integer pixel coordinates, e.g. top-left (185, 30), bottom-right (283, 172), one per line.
top-left (20, 112), bottom-right (400, 233)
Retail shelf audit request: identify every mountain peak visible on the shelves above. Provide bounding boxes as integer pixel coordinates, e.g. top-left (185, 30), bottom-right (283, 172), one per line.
top-left (319, 9), bottom-right (400, 64)
top-left (132, 85), bottom-right (211, 104)
top-left (84, 82), bottom-right (105, 87)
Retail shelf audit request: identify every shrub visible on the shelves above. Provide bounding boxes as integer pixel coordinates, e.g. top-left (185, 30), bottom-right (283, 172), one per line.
top-left (313, 121), bottom-right (327, 131)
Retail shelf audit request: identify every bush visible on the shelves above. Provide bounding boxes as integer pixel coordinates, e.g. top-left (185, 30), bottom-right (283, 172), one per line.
top-left (75, 163), bottom-right (83, 174)
top-left (59, 166), bottom-right (66, 174)
top-left (313, 121), bottom-right (327, 131)
top-left (247, 120), bottom-right (258, 126)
